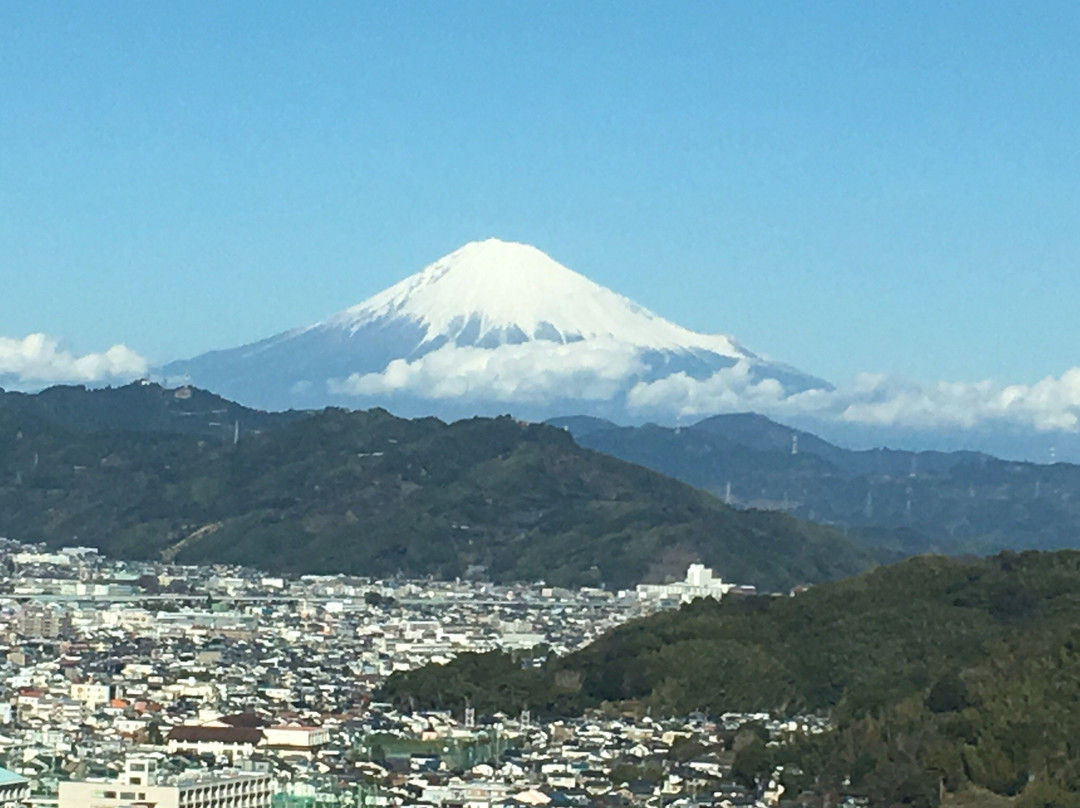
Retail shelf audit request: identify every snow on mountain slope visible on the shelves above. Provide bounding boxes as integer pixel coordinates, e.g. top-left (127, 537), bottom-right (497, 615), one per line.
top-left (161, 239), bottom-right (831, 419)
top-left (330, 239), bottom-right (749, 356)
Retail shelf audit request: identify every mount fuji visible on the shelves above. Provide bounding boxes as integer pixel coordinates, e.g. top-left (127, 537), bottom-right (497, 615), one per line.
top-left (162, 239), bottom-right (831, 420)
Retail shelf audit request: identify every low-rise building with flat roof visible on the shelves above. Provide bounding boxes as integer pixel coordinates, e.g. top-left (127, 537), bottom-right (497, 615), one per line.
top-left (58, 758), bottom-right (272, 808)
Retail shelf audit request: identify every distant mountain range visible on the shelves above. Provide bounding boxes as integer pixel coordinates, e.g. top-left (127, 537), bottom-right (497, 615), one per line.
top-left (118, 237), bottom-right (1076, 463)
top-left (549, 412), bottom-right (1080, 556)
top-left (0, 383), bottom-right (866, 590)
top-left (4, 383), bottom-right (1080, 571)
top-left (160, 238), bottom-right (830, 421)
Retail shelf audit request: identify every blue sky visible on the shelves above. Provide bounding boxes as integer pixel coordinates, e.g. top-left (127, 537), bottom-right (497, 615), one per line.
top-left (2, 1), bottom-right (1079, 388)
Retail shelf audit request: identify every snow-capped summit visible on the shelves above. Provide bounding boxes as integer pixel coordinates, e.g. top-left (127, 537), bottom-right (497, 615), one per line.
top-left (162, 239), bottom-right (830, 420)
top-left (330, 238), bottom-right (747, 356)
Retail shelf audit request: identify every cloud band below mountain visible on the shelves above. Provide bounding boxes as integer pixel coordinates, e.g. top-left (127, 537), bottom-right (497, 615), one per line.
top-left (329, 339), bottom-right (646, 403)
top-left (627, 363), bottom-right (1080, 432)
top-left (0, 334), bottom-right (148, 386)
top-left (328, 341), bottom-right (1080, 434)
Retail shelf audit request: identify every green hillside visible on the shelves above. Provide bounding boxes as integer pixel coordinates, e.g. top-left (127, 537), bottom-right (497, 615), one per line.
top-left (382, 550), bottom-right (1080, 806)
top-left (0, 389), bottom-right (868, 589)
top-left (553, 412), bottom-right (1080, 557)
top-left (0, 381), bottom-right (302, 437)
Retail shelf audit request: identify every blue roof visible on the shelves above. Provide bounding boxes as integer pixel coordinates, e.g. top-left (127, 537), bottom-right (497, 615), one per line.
top-left (0, 767), bottom-right (26, 784)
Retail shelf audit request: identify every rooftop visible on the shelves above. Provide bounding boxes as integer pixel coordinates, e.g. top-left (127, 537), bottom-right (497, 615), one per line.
top-left (0, 767), bottom-right (27, 785)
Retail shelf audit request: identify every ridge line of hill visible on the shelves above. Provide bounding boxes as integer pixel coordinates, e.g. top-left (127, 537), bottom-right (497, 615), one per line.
top-left (0, 383), bottom-right (871, 590)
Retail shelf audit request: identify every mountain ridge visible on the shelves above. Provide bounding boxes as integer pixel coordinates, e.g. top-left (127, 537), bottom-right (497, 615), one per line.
top-left (0, 383), bottom-right (869, 590)
top-left (160, 239), bottom-right (830, 416)
top-left (551, 411), bottom-right (1080, 556)
top-left (331, 239), bottom-right (749, 355)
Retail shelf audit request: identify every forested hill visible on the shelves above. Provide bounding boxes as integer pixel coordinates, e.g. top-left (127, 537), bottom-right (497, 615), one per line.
top-left (382, 550), bottom-right (1080, 806)
top-left (549, 412), bottom-right (1080, 557)
top-left (0, 387), bottom-right (868, 589)
top-left (0, 381), bottom-right (304, 438)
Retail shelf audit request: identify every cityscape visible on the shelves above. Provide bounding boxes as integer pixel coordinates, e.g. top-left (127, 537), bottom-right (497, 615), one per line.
top-left (0, 538), bottom-right (816, 808)
top-left (4, 4), bottom-right (1080, 807)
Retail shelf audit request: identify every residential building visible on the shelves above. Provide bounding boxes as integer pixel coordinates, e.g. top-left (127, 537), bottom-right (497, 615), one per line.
top-left (58, 759), bottom-right (272, 808)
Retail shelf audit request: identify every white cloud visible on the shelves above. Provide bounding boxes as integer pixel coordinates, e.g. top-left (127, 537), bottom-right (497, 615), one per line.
top-left (330, 339), bottom-right (646, 404)
top-left (627, 362), bottom-right (1080, 433)
top-left (327, 339), bottom-right (1080, 435)
top-left (625, 361), bottom-right (788, 414)
top-left (0, 334), bottom-right (148, 386)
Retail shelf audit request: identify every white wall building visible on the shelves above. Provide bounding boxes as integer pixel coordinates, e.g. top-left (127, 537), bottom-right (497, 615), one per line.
top-left (262, 724), bottom-right (331, 752)
top-left (59, 759), bottom-right (273, 808)
top-left (71, 683), bottom-right (116, 709)
top-left (636, 564), bottom-right (730, 604)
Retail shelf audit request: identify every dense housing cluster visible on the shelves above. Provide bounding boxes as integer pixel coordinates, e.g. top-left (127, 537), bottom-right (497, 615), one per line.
top-left (0, 538), bottom-right (815, 807)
